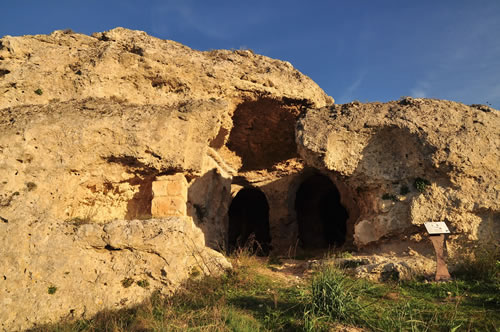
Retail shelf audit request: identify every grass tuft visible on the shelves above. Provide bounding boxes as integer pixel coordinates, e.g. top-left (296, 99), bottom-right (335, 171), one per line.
top-left (308, 264), bottom-right (361, 323)
top-left (121, 277), bottom-right (134, 288)
top-left (414, 177), bottom-right (431, 193)
top-left (452, 243), bottom-right (499, 284)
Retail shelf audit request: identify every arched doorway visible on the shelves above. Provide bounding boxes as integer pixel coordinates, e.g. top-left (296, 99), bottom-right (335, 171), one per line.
top-left (295, 174), bottom-right (348, 249)
top-left (227, 188), bottom-right (271, 255)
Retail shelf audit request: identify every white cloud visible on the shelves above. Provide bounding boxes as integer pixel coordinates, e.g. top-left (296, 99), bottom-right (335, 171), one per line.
top-left (410, 88), bottom-right (427, 98)
top-left (338, 73), bottom-right (365, 103)
top-left (410, 81), bottom-right (430, 98)
top-left (151, 1), bottom-right (229, 40)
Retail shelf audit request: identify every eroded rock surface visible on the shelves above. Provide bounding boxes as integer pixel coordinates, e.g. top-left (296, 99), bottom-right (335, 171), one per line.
top-left (0, 28), bottom-right (332, 330)
top-left (297, 98), bottom-right (500, 253)
top-left (1, 217), bottom-right (229, 330)
top-left (1, 27), bottom-right (499, 330)
top-left (0, 27), bottom-right (332, 110)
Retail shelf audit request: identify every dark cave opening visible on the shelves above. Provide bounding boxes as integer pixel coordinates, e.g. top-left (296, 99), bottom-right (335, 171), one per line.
top-left (295, 174), bottom-right (348, 249)
top-left (227, 188), bottom-right (271, 255)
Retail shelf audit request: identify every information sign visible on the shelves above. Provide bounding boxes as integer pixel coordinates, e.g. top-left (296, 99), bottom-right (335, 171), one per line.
top-left (424, 222), bottom-right (450, 235)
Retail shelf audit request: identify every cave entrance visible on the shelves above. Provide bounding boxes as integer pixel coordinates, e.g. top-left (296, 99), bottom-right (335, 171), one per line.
top-left (295, 174), bottom-right (348, 249)
top-left (227, 188), bottom-right (271, 255)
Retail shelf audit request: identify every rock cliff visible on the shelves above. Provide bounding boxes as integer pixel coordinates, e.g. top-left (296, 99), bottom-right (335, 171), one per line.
top-left (0, 28), bottom-right (332, 330)
top-left (297, 98), bottom-right (499, 250)
top-left (0, 28), bottom-right (498, 331)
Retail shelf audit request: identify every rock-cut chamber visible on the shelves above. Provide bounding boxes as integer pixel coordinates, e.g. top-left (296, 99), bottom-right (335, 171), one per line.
top-left (227, 188), bottom-right (271, 255)
top-left (295, 174), bottom-right (348, 249)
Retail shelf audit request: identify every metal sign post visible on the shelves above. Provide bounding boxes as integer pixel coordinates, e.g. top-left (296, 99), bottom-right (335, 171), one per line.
top-left (424, 222), bottom-right (451, 281)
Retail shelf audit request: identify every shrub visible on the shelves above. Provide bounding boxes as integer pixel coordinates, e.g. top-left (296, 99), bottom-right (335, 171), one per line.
top-left (137, 279), bottom-right (150, 288)
top-left (453, 243), bottom-right (499, 284)
top-left (414, 177), bottom-right (430, 193)
top-left (121, 277), bottom-right (134, 288)
top-left (48, 286), bottom-right (57, 294)
top-left (34, 88), bottom-right (43, 95)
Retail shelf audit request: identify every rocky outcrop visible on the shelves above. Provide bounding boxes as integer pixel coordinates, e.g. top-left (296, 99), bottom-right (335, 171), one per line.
top-left (1, 27), bottom-right (499, 330)
top-left (0, 28), bottom-right (332, 330)
top-left (1, 217), bottom-right (229, 329)
top-left (297, 98), bottom-right (499, 254)
top-left (0, 27), bottom-right (332, 110)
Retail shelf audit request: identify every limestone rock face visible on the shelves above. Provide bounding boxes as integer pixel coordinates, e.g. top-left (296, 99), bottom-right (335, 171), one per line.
top-left (1, 27), bottom-right (499, 330)
top-left (0, 27), bottom-right (332, 110)
top-left (0, 28), bottom-right (332, 331)
top-left (297, 98), bottom-right (500, 252)
top-left (1, 217), bottom-right (229, 330)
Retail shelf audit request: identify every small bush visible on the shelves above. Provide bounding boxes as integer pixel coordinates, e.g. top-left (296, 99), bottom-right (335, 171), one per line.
top-left (34, 88), bottom-right (43, 95)
top-left (414, 177), bottom-right (430, 193)
top-left (453, 244), bottom-right (499, 284)
top-left (121, 277), bottom-right (134, 288)
top-left (137, 279), bottom-right (150, 288)
top-left (48, 286), bottom-right (57, 294)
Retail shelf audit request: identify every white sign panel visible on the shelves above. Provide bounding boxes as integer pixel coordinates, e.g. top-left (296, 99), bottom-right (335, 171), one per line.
top-left (424, 222), bottom-right (450, 235)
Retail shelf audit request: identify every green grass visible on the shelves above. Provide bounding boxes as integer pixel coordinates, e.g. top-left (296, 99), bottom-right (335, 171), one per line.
top-left (29, 250), bottom-right (500, 332)
top-left (308, 264), bottom-right (362, 323)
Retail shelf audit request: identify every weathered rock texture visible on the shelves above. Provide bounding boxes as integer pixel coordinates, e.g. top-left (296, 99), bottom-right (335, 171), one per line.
top-left (0, 28), bottom-right (332, 330)
top-left (1, 217), bottom-right (229, 329)
top-left (0, 28), bottom-right (331, 110)
top-left (297, 98), bottom-right (499, 253)
top-left (1, 27), bottom-right (499, 330)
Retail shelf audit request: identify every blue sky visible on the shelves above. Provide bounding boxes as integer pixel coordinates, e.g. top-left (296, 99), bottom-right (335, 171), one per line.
top-left (2, 1), bottom-right (499, 108)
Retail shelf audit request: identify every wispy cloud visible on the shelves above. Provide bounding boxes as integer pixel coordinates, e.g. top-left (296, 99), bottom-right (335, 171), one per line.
top-left (408, 6), bottom-right (500, 108)
top-left (410, 88), bottom-right (427, 98)
top-left (338, 73), bottom-right (365, 103)
top-left (410, 80), bottom-right (431, 98)
top-left (151, 1), bottom-right (229, 40)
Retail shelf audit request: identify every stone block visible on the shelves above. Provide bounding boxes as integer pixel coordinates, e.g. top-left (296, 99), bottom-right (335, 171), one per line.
top-left (152, 174), bottom-right (188, 199)
top-left (152, 180), bottom-right (169, 197)
top-left (167, 179), bottom-right (187, 199)
top-left (151, 197), bottom-right (186, 217)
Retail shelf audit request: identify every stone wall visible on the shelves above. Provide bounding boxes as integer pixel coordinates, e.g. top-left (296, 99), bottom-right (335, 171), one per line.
top-left (152, 174), bottom-right (188, 217)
